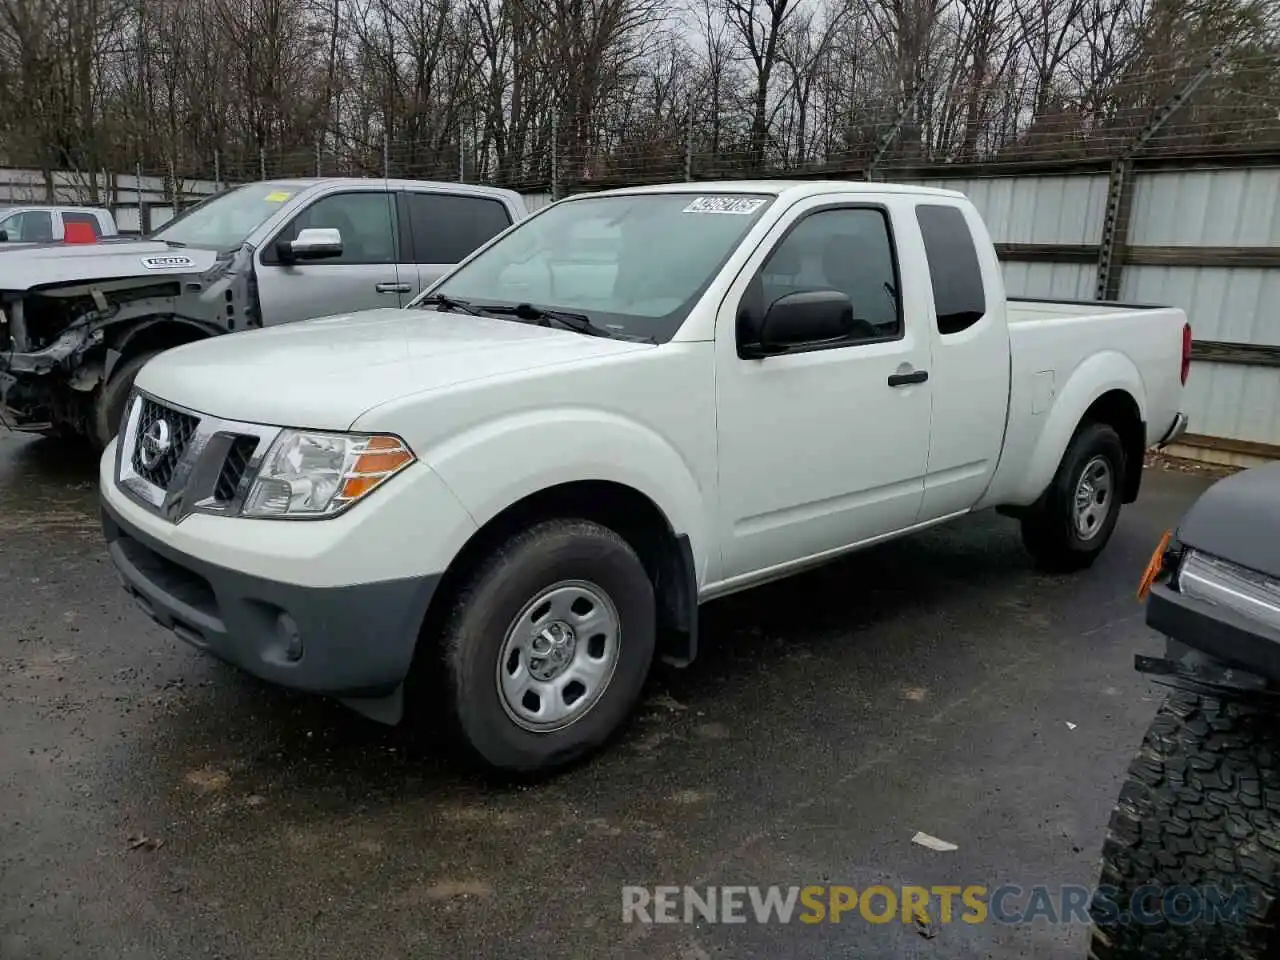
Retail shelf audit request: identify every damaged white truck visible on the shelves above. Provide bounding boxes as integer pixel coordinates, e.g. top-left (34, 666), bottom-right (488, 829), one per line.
top-left (0, 177), bottom-right (527, 448)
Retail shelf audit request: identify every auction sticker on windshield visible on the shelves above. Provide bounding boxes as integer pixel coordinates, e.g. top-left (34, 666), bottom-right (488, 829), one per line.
top-left (683, 196), bottom-right (767, 215)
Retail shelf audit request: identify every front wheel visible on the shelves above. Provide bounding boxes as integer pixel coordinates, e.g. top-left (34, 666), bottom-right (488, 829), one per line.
top-left (1088, 689), bottom-right (1280, 958)
top-left (431, 519), bottom-right (656, 774)
top-left (1021, 421), bottom-right (1125, 571)
top-left (91, 350), bottom-right (161, 452)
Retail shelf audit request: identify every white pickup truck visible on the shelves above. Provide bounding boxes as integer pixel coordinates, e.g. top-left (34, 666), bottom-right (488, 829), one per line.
top-left (98, 180), bottom-right (1191, 774)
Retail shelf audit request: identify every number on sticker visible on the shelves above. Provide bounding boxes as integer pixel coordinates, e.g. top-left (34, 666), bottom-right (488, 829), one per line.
top-left (682, 196), bottom-right (766, 215)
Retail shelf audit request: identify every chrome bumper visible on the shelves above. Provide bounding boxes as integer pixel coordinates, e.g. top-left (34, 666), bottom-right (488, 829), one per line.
top-left (1157, 412), bottom-right (1189, 448)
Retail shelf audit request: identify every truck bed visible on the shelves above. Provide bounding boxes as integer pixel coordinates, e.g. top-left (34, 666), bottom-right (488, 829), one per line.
top-left (978, 296), bottom-right (1188, 510)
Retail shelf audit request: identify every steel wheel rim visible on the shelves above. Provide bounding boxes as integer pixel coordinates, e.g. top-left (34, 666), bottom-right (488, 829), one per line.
top-left (495, 579), bottom-right (622, 733)
top-left (1073, 455), bottom-right (1113, 541)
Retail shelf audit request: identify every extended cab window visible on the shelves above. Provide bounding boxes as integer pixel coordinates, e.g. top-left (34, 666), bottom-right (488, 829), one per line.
top-left (404, 193), bottom-right (511, 263)
top-left (265, 192), bottom-right (397, 265)
top-left (757, 207), bottom-right (901, 341)
top-left (916, 204), bottom-right (986, 335)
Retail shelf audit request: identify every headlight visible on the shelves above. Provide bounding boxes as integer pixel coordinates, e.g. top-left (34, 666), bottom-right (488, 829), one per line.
top-left (242, 430), bottom-right (415, 519)
top-left (1178, 549), bottom-right (1280, 633)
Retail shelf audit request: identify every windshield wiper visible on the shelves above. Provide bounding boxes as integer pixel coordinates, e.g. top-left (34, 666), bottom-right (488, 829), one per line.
top-left (416, 293), bottom-right (485, 317)
top-left (478, 302), bottom-right (655, 343)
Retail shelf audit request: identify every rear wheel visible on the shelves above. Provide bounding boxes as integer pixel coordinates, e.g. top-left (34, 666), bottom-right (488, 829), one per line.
top-left (1088, 689), bottom-right (1280, 959)
top-left (1021, 421), bottom-right (1125, 571)
top-left (91, 350), bottom-right (160, 452)
top-left (429, 518), bottom-right (656, 774)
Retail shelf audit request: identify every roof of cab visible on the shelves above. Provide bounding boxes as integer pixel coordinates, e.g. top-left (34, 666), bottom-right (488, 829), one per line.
top-left (246, 177), bottom-right (523, 202)
top-left (582, 179), bottom-right (968, 201)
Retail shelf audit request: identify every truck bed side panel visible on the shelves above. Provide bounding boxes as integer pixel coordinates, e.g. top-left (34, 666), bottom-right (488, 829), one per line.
top-left (978, 306), bottom-right (1186, 509)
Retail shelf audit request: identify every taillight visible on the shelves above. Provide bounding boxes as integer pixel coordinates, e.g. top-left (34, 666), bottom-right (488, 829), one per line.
top-left (1181, 322), bottom-right (1192, 386)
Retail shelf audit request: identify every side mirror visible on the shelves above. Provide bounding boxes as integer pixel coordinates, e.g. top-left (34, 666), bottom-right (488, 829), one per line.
top-left (0, 230), bottom-right (8, 242)
top-left (278, 227), bottom-right (342, 263)
top-left (742, 289), bottom-right (855, 358)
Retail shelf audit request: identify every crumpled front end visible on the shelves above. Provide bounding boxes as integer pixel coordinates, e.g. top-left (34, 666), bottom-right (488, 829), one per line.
top-left (0, 245), bottom-right (256, 437)
top-left (0, 288), bottom-right (108, 432)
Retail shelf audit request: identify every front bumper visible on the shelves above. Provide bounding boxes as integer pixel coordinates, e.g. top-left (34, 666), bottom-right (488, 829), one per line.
top-left (1146, 580), bottom-right (1280, 682)
top-left (102, 497), bottom-right (441, 714)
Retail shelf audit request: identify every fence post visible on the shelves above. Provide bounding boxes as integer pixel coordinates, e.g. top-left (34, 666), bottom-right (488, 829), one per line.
top-left (316, 139), bottom-right (322, 177)
top-left (214, 149), bottom-right (221, 193)
top-left (550, 109), bottom-right (559, 201)
top-left (1095, 45), bottom-right (1227, 301)
top-left (169, 158), bottom-right (178, 218)
top-left (136, 160), bottom-right (148, 234)
top-left (685, 95), bottom-right (694, 182)
top-left (459, 122), bottom-right (466, 183)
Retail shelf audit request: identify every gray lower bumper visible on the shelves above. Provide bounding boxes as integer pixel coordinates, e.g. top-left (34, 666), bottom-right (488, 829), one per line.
top-left (101, 499), bottom-right (440, 718)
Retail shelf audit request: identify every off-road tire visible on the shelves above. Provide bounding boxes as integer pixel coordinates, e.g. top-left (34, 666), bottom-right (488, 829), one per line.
top-left (1088, 689), bottom-right (1280, 959)
top-left (1021, 421), bottom-right (1125, 572)
top-left (92, 350), bottom-right (161, 452)
top-left (430, 518), bottom-right (656, 776)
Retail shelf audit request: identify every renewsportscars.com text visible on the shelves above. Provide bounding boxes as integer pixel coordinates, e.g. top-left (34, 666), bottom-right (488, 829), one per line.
top-left (621, 884), bottom-right (1256, 926)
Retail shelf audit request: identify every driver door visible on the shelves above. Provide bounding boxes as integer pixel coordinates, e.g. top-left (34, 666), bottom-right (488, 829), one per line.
top-left (714, 198), bottom-right (934, 580)
top-left (255, 187), bottom-right (408, 325)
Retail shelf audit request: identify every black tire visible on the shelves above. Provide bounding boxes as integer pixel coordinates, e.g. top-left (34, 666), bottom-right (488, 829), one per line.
top-left (432, 518), bottom-right (656, 775)
top-left (91, 350), bottom-right (160, 452)
top-left (1088, 689), bottom-right (1280, 959)
top-left (1020, 421), bottom-right (1125, 572)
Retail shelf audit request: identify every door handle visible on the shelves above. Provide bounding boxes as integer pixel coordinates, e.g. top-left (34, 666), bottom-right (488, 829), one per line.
top-left (376, 282), bottom-right (412, 294)
top-left (887, 369), bottom-right (929, 387)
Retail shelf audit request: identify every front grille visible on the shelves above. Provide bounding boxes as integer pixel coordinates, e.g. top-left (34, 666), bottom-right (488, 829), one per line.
top-left (131, 397), bottom-right (199, 490)
top-left (214, 436), bottom-right (259, 502)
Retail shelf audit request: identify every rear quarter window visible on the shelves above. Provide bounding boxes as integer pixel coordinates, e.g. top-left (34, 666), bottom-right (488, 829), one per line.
top-left (915, 204), bottom-right (986, 335)
top-left (63, 212), bottom-right (103, 237)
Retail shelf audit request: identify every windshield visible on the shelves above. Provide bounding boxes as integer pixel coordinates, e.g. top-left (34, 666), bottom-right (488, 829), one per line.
top-left (420, 192), bottom-right (776, 342)
top-left (152, 181), bottom-right (308, 250)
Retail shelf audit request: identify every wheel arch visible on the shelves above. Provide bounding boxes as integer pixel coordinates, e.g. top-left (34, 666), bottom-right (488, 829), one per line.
top-left (1014, 352), bottom-right (1147, 507)
top-left (106, 316), bottom-right (221, 380)
top-left (1083, 388), bottom-right (1145, 503)
top-left (420, 479), bottom-right (700, 670)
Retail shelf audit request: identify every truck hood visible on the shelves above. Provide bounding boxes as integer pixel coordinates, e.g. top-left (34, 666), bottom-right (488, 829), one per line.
top-left (0, 239), bottom-right (221, 290)
top-left (134, 307), bottom-right (653, 431)
top-left (1177, 462), bottom-right (1280, 580)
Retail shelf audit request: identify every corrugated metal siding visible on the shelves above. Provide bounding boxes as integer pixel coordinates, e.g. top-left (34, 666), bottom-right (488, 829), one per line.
top-left (1122, 265), bottom-right (1280, 343)
top-left (1129, 168), bottom-right (1280, 246)
top-left (1123, 168), bottom-right (1280, 448)
top-left (522, 191), bottom-right (553, 211)
top-left (1178, 362), bottom-right (1280, 447)
top-left (906, 175), bottom-right (1110, 243)
top-left (1001, 261), bottom-right (1096, 299)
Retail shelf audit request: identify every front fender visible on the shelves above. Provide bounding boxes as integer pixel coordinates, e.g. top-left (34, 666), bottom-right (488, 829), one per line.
top-left (420, 407), bottom-right (713, 586)
top-left (1012, 350), bottom-right (1147, 505)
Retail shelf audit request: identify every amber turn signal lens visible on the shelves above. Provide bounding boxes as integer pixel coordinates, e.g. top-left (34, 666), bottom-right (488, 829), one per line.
top-left (1137, 529), bottom-right (1173, 601)
top-left (336, 435), bottom-right (414, 503)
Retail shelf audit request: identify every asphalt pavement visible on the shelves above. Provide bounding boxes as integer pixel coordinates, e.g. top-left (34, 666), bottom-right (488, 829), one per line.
top-left (0, 429), bottom-right (1221, 959)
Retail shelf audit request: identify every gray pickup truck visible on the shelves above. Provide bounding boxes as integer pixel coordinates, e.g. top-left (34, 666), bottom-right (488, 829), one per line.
top-left (0, 178), bottom-right (528, 449)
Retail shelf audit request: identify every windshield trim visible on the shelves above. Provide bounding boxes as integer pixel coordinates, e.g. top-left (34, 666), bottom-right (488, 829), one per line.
top-left (412, 190), bottom-right (777, 344)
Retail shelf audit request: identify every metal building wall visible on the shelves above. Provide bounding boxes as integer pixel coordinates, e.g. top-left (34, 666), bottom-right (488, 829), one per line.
top-left (1122, 167), bottom-right (1280, 459)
